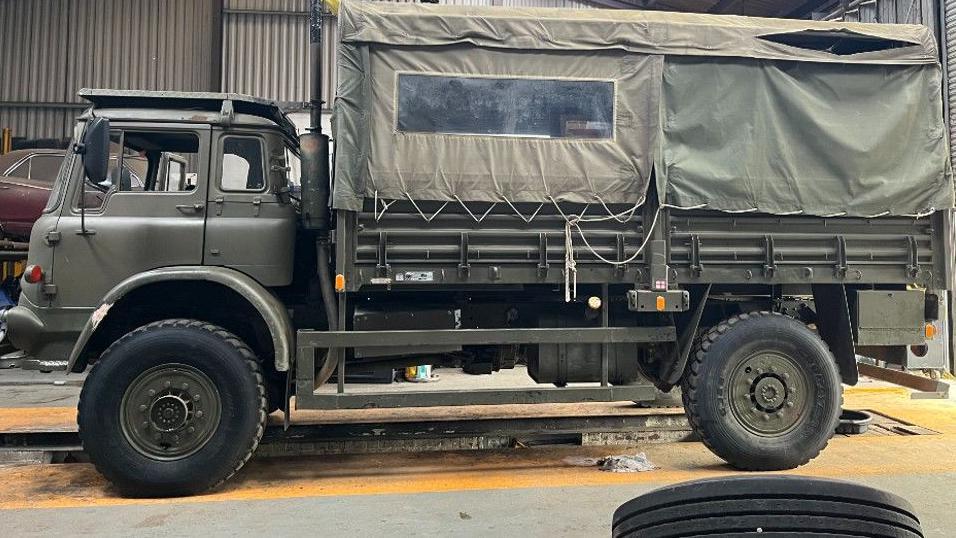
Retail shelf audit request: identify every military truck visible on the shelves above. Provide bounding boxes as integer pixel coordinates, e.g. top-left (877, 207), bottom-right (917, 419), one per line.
top-left (3, 1), bottom-right (953, 495)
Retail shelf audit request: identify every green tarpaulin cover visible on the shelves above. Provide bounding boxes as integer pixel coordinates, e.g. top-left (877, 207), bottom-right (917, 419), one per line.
top-left (331, 0), bottom-right (952, 217)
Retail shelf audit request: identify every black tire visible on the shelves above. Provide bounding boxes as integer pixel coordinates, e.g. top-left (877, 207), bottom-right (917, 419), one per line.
top-left (78, 319), bottom-right (267, 497)
top-left (613, 475), bottom-right (923, 538)
top-left (681, 311), bottom-right (841, 470)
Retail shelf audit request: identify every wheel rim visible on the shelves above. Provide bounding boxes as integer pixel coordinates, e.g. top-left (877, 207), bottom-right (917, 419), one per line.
top-left (120, 363), bottom-right (221, 460)
top-left (728, 351), bottom-right (810, 436)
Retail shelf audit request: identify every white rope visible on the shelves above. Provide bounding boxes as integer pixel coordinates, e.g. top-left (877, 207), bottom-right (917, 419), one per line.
top-left (404, 192), bottom-right (449, 222)
top-left (661, 202), bottom-right (708, 211)
top-left (453, 195), bottom-right (497, 223)
top-left (373, 191), bottom-right (395, 221)
top-left (594, 195), bottom-right (644, 223)
top-left (903, 207), bottom-right (936, 218)
top-left (547, 195), bottom-right (661, 302)
top-left (501, 197), bottom-right (545, 223)
top-left (724, 207), bottom-right (759, 214)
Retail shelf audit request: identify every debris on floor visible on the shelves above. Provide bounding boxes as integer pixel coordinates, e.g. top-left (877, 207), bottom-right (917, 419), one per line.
top-left (563, 452), bottom-right (658, 472)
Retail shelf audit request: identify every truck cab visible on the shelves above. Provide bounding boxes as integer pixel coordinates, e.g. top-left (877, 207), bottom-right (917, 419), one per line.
top-left (6, 90), bottom-right (300, 369)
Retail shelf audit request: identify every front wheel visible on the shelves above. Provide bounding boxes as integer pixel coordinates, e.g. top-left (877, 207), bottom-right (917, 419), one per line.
top-left (681, 311), bottom-right (842, 470)
top-left (78, 319), bottom-right (267, 496)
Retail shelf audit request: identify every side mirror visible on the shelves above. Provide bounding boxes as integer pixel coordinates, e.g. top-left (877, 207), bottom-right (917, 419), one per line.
top-left (77, 117), bottom-right (110, 184)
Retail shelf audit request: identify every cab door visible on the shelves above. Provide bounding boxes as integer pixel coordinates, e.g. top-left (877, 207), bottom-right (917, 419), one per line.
top-left (204, 129), bottom-right (295, 286)
top-left (51, 125), bottom-right (210, 307)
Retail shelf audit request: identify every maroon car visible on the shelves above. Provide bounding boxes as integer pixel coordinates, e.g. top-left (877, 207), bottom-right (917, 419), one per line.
top-left (0, 149), bottom-right (62, 241)
top-left (0, 148), bottom-right (162, 242)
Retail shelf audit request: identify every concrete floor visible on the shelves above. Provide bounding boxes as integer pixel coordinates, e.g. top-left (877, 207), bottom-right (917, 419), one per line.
top-left (2, 473), bottom-right (955, 537)
top-left (1, 368), bottom-right (955, 537)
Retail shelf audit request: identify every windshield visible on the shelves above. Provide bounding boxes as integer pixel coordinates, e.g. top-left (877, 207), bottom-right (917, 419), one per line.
top-left (42, 122), bottom-right (82, 214)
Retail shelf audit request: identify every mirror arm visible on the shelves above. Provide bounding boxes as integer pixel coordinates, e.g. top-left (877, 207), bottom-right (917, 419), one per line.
top-left (72, 143), bottom-right (94, 236)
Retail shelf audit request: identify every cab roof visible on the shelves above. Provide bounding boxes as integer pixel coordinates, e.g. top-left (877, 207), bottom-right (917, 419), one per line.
top-left (79, 89), bottom-right (298, 140)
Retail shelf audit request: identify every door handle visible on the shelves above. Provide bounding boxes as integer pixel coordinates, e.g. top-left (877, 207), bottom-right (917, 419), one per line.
top-left (176, 203), bottom-right (205, 214)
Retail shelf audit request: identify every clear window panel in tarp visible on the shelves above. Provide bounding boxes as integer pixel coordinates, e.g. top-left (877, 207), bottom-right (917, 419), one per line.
top-left (397, 74), bottom-right (614, 139)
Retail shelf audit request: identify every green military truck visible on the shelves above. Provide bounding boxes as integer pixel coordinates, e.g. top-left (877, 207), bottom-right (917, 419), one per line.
top-left (3, 1), bottom-right (953, 495)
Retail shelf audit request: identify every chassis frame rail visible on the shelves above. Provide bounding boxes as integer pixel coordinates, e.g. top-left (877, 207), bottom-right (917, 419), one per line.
top-left (295, 327), bottom-right (673, 410)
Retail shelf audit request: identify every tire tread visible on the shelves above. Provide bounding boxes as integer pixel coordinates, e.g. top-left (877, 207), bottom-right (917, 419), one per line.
top-left (680, 311), bottom-right (842, 470)
top-left (78, 319), bottom-right (267, 494)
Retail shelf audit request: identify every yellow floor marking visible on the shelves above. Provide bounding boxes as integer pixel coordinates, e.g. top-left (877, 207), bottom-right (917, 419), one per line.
top-left (0, 383), bottom-right (951, 511)
top-left (0, 406), bottom-right (76, 433)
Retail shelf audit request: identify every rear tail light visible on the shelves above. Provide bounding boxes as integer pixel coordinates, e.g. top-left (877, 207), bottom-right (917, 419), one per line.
top-left (23, 264), bottom-right (43, 284)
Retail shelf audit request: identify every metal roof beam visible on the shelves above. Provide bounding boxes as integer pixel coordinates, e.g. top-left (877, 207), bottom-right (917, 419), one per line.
top-left (584, 0), bottom-right (655, 9)
top-left (779, 0), bottom-right (835, 18)
top-left (708, 0), bottom-right (739, 14)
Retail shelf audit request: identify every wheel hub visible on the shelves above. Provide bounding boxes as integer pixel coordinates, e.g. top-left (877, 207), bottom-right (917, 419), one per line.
top-left (120, 364), bottom-right (221, 460)
top-left (729, 352), bottom-right (809, 436)
top-left (753, 375), bottom-right (787, 412)
top-left (149, 393), bottom-right (191, 432)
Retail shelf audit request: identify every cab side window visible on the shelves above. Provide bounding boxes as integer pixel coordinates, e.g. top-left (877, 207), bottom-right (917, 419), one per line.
top-left (221, 136), bottom-right (265, 192)
top-left (78, 130), bottom-right (200, 211)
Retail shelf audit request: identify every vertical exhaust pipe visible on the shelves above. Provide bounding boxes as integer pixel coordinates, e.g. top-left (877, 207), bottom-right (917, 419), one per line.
top-left (300, 0), bottom-right (332, 231)
top-left (302, 0), bottom-right (339, 388)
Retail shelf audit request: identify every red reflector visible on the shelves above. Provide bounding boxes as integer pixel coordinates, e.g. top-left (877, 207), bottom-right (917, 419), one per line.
top-left (24, 264), bottom-right (43, 284)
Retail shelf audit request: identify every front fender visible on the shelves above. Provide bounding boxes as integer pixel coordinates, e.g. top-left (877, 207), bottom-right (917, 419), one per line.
top-left (66, 266), bottom-right (294, 372)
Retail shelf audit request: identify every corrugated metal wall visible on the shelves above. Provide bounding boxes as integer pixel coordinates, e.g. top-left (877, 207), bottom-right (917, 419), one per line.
top-left (946, 0), bottom-right (956, 166)
top-left (219, 0), bottom-right (596, 109)
top-left (819, 0), bottom-right (939, 32)
top-left (222, 0), bottom-right (314, 105)
top-left (0, 0), bottom-right (219, 144)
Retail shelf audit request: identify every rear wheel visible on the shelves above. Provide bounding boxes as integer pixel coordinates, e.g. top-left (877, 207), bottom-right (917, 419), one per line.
top-left (681, 311), bottom-right (841, 470)
top-left (78, 319), bottom-right (267, 496)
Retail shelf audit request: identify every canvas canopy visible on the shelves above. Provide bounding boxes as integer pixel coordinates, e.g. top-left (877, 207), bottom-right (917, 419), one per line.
top-left (331, 0), bottom-right (953, 217)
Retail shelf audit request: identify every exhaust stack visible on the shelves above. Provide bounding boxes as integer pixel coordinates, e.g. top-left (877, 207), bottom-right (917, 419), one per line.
top-left (300, 0), bottom-right (332, 231)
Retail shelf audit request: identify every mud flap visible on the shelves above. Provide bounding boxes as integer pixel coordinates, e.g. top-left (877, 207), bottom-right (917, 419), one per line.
top-left (812, 284), bottom-right (858, 385)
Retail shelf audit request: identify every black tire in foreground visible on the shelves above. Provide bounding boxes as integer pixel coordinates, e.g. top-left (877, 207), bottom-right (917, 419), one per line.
top-left (612, 475), bottom-right (923, 538)
top-left (681, 311), bottom-right (842, 471)
top-left (78, 319), bottom-right (267, 497)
